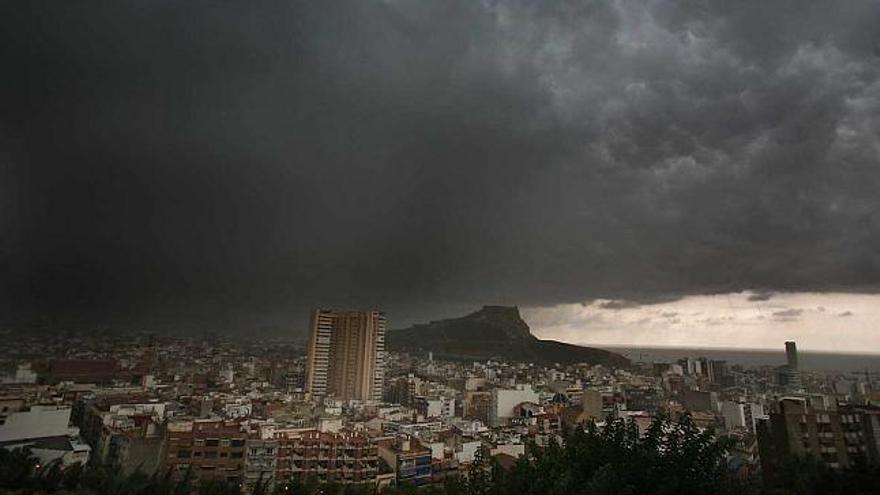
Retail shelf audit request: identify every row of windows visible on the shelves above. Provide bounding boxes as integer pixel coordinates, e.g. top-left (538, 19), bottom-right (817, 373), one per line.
top-left (191, 438), bottom-right (246, 447)
top-left (177, 450), bottom-right (244, 459)
top-left (250, 448), bottom-right (276, 455)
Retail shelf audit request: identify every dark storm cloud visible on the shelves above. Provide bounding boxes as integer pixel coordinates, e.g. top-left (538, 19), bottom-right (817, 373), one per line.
top-left (2, 0), bottom-right (880, 332)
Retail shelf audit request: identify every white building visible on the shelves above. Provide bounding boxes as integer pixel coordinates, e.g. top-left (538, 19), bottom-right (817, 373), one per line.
top-left (220, 367), bottom-right (234, 383)
top-left (720, 401), bottom-right (766, 433)
top-left (489, 385), bottom-right (539, 427)
top-left (318, 416), bottom-right (343, 433)
top-left (0, 405), bottom-right (89, 467)
top-left (489, 442), bottom-right (525, 458)
top-left (455, 439), bottom-right (482, 463)
top-left (29, 438), bottom-right (92, 468)
top-left (417, 397), bottom-right (456, 419)
top-left (0, 405), bottom-right (76, 443)
top-left (1, 363), bottom-right (38, 384)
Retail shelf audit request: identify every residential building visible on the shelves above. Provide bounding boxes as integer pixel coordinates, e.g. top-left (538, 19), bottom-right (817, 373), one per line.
top-left (274, 429), bottom-right (378, 485)
top-left (489, 386), bottom-right (539, 427)
top-left (163, 419), bottom-right (248, 485)
top-left (757, 397), bottom-right (879, 472)
top-left (377, 436), bottom-right (433, 487)
top-left (582, 389), bottom-right (603, 421)
top-left (721, 401), bottom-right (766, 434)
top-left (0, 405), bottom-right (89, 467)
top-left (681, 390), bottom-right (718, 413)
top-left (625, 387), bottom-right (661, 413)
top-left (305, 310), bottom-right (386, 401)
top-left (414, 396), bottom-right (456, 419)
top-left (243, 439), bottom-right (277, 493)
top-left (0, 405), bottom-right (75, 442)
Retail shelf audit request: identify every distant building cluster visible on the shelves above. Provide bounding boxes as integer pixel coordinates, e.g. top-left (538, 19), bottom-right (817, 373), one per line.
top-left (1, 317), bottom-right (879, 490)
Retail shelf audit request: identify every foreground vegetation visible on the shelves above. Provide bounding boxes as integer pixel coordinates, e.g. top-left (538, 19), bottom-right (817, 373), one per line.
top-left (2, 415), bottom-right (878, 495)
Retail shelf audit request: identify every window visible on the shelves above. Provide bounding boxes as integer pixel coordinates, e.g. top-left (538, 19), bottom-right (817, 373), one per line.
top-left (220, 439), bottom-right (231, 447)
top-left (205, 439), bottom-right (219, 447)
top-left (177, 450), bottom-right (191, 458)
top-left (205, 451), bottom-right (218, 459)
top-left (231, 439), bottom-right (246, 447)
top-left (231, 452), bottom-right (243, 459)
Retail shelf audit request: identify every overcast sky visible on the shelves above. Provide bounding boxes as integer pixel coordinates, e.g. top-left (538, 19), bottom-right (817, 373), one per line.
top-left (2, 1), bottom-right (879, 346)
top-left (524, 291), bottom-right (880, 352)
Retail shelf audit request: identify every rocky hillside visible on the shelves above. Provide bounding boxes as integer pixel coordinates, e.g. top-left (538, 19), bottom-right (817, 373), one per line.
top-left (386, 306), bottom-right (629, 367)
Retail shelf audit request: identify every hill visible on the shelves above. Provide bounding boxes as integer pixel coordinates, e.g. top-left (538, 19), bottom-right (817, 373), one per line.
top-left (386, 305), bottom-right (629, 367)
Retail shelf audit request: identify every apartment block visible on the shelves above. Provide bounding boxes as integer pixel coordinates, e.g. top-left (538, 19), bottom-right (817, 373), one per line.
top-left (305, 310), bottom-right (385, 402)
top-left (758, 398), bottom-right (880, 474)
top-left (376, 436), bottom-right (433, 487)
top-left (274, 429), bottom-right (379, 485)
top-left (163, 419), bottom-right (248, 485)
top-left (243, 439), bottom-right (277, 493)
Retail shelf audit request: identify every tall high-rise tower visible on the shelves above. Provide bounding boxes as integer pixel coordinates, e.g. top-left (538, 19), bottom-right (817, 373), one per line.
top-left (304, 309), bottom-right (335, 398)
top-left (785, 341), bottom-right (799, 369)
top-left (305, 309), bottom-right (385, 401)
top-left (780, 341), bottom-right (803, 392)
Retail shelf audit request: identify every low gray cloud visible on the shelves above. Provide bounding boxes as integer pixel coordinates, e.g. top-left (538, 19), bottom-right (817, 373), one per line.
top-left (772, 309), bottom-right (805, 321)
top-left (747, 291), bottom-right (776, 302)
top-left (597, 300), bottom-right (643, 310)
top-left (1, 1), bottom-right (879, 332)
top-left (838, 311), bottom-right (854, 317)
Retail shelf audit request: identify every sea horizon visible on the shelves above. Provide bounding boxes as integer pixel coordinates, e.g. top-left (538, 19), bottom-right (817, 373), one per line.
top-left (596, 344), bottom-right (880, 373)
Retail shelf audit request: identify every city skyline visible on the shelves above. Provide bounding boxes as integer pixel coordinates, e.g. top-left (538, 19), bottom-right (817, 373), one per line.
top-left (3, 1), bottom-right (880, 493)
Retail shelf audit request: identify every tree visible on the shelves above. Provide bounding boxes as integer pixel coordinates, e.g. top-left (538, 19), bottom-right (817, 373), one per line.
top-left (0, 447), bottom-right (39, 491)
top-left (487, 414), bottom-right (744, 495)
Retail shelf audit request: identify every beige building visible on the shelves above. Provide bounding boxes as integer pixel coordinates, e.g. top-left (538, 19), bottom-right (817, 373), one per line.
top-left (305, 309), bottom-right (385, 401)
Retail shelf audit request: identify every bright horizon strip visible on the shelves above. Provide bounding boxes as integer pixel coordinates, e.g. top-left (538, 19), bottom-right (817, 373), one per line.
top-left (523, 291), bottom-right (880, 354)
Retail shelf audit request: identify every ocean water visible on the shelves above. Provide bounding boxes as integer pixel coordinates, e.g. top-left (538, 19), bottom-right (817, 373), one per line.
top-left (603, 346), bottom-right (880, 373)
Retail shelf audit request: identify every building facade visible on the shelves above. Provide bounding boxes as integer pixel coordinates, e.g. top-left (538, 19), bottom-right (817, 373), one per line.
top-left (163, 419), bottom-right (248, 485)
top-left (489, 386), bottom-right (539, 427)
top-left (377, 437), bottom-right (433, 488)
top-left (758, 398), bottom-right (880, 473)
top-left (243, 439), bottom-right (277, 493)
top-left (274, 429), bottom-right (379, 485)
top-left (305, 310), bottom-right (386, 401)
top-left (305, 310), bottom-right (335, 398)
